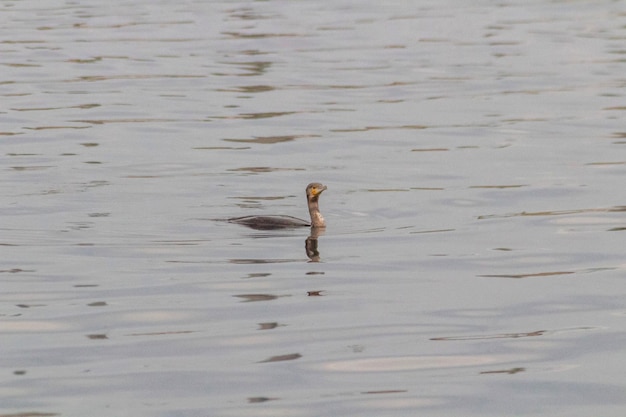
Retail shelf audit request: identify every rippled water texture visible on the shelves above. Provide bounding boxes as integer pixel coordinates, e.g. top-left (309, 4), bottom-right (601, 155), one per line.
top-left (2, 0), bottom-right (626, 416)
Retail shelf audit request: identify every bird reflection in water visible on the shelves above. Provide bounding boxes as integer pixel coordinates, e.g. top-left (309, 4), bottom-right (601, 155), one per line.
top-left (305, 226), bottom-right (324, 262)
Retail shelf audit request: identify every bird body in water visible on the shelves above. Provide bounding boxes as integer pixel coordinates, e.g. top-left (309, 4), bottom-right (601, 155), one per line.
top-left (229, 183), bottom-right (327, 230)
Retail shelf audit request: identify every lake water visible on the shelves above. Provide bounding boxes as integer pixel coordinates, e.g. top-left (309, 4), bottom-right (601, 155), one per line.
top-left (2, 0), bottom-right (626, 416)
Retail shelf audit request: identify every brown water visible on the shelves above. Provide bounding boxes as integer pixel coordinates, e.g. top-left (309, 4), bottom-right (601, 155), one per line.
top-left (2, 1), bottom-right (626, 416)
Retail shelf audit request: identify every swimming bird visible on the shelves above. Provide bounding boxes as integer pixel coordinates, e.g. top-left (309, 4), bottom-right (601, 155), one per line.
top-left (229, 183), bottom-right (327, 230)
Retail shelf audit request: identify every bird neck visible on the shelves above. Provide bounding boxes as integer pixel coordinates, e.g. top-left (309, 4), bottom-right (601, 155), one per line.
top-left (308, 199), bottom-right (326, 227)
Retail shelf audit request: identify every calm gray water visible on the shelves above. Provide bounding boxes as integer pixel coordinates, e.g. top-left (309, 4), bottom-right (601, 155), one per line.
top-left (2, 0), bottom-right (626, 416)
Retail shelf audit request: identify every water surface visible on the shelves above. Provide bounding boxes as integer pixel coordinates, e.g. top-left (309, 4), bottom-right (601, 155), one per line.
top-left (2, 1), bottom-right (626, 416)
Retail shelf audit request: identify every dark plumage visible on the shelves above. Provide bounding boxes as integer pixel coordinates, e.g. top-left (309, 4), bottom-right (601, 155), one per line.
top-left (229, 183), bottom-right (327, 230)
